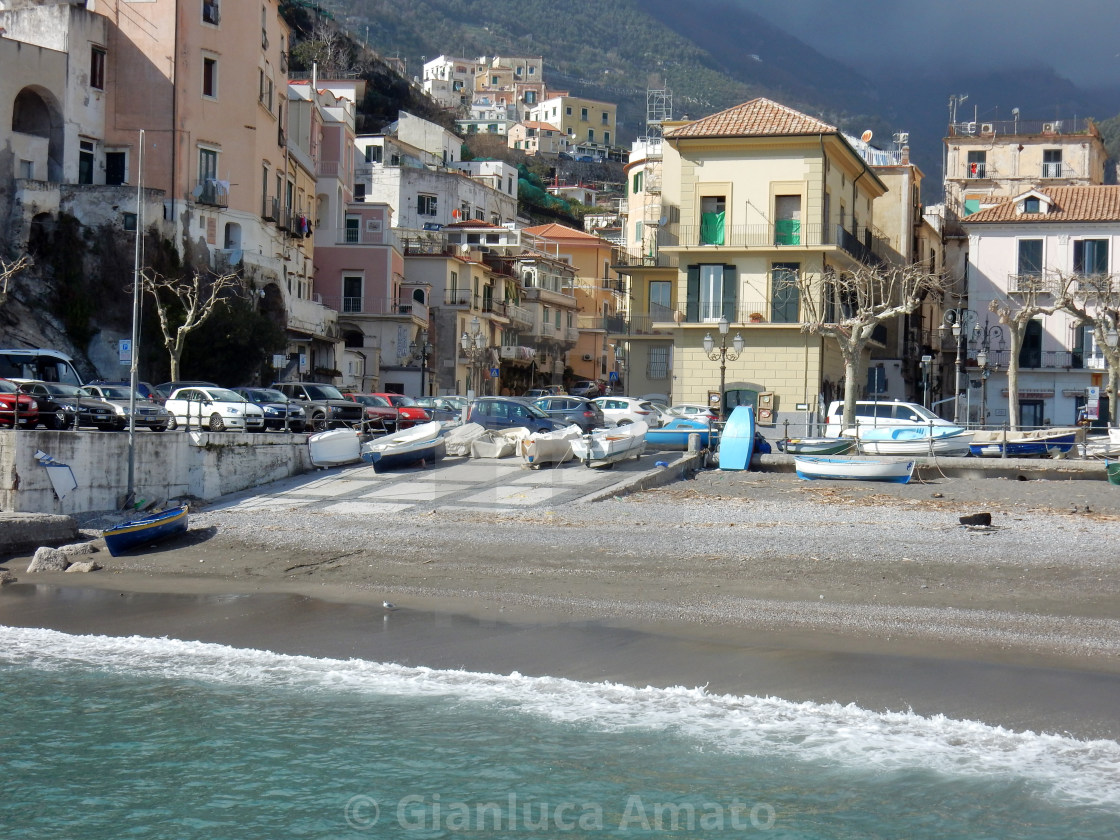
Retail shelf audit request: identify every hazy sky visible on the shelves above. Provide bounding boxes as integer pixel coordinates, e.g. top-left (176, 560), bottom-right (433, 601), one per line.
top-left (746, 0), bottom-right (1119, 88)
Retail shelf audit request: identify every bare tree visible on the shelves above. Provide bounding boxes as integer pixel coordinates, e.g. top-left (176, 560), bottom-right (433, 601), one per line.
top-left (795, 261), bottom-right (950, 429)
top-left (987, 272), bottom-right (1079, 431)
top-left (143, 270), bottom-right (243, 380)
top-left (0, 255), bottom-right (32, 304)
top-left (1058, 271), bottom-right (1120, 426)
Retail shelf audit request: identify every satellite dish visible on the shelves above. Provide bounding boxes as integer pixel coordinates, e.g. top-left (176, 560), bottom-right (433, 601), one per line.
top-left (860, 130), bottom-right (873, 143)
top-left (460, 243), bottom-right (471, 255)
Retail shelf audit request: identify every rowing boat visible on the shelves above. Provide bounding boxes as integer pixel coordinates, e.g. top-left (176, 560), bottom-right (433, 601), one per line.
top-left (794, 456), bottom-right (915, 483)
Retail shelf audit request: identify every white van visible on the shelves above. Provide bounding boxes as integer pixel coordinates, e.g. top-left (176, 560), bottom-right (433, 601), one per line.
top-left (824, 399), bottom-right (954, 438)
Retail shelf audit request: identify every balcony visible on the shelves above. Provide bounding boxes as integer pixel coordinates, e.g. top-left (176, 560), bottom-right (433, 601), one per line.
top-left (521, 285), bottom-right (577, 308)
top-left (1041, 162), bottom-right (1066, 179)
top-left (612, 247), bottom-right (678, 269)
top-left (443, 289), bottom-right (477, 308)
top-left (262, 196), bottom-right (279, 221)
top-left (965, 162), bottom-right (987, 179)
top-left (506, 302), bottom-right (533, 327)
top-left (197, 179), bottom-right (228, 208)
top-left (316, 295), bottom-right (429, 323)
top-left (317, 160), bottom-right (343, 179)
top-left (1008, 273), bottom-right (1052, 294)
top-left (985, 349), bottom-right (1084, 370)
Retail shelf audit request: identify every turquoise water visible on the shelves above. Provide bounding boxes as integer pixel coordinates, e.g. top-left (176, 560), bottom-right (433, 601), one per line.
top-left (2, 627), bottom-right (1119, 839)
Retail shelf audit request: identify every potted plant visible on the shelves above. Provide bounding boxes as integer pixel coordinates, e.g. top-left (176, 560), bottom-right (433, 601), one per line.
top-left (749, 312), bottom-right (765, 323)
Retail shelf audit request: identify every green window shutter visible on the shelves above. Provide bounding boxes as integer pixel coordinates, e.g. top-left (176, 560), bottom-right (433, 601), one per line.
top-left (722, 265), bottom-right (737, 322)
top-left (686, 265), bottom-right (700, 322)
top-left (963, 199), bottom-right (980, 216)
top-left (700, 211), bottom-right (725, 245)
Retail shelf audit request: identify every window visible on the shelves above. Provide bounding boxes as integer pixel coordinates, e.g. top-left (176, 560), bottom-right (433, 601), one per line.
top-left (105, 151), bottom-right (126, 185)
top-left (344, 217), bottom-right (359, 243)
top-left (475, 209), bottom-right (484, 221)
top-left (90, 47), bottom-right (106, 90)
top-left (353, 183), bottom-right (365, 201)
top-left (966, 150), bottom-right (986, 178)
top-left (649, 280), bottom-right (672, 318)
top-left (198, 148), bottom-right (217, 184)
top-left (700, 196), bottom-right (726, 245)
top-left (364, 145), bottom-right (382, 163)
top-left (587, 129), bottom-right (595, 143)
top-left (202, 0), bottom-right (220, 25)
top-left (1074, 240), bottom-right (1108, 276)
top-left (202, 56), bottom-right (217, 98)
top-left (774, 195), bottom-right (801, 245)
top-left (1042, 149), bottom-right (1062, 178)
top-left (258, 70), bottom-right (274, 111)
top-left (604, 131), bottom-right (610, 145)
top-left (565, 106), bottom-right (572, 116)
top-left (686, 264), bottom-right (736, 322)
top-left (648, 345), bottom-right (670, 379)
top-left (770, 263), bottom-right (800, 323)
top-left (417, 194), bottom-right (437, 216)
top-left (1017, 239), bottom-right (1043, 276)
top-left (342, 276), bottom-right (362, 312)
top-left (78, 139), bottom-right (95, 185)
top-left (581, 107), bottom-right (588, 121)
top-left (1023, 196), bottom-right (1041, 213)
top-left (1019, 319), bottom-right (1043, 368)
top-left (601, 111), bottom-right (609, 125)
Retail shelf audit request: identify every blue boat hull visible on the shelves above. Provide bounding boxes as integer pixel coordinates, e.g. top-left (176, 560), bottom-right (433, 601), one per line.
top-left (718, 406), bottom-right (755, 470)
top-left (364, 440), bottom-right (446, 473)
top-left (969, 433), bottom-right (1078, 458)
top-left (103, 506), bottom-right (189, 557)
top-left (646, 419), bottom-right (716, 450)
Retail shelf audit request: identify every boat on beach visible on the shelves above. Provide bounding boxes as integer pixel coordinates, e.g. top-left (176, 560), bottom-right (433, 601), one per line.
top-left (717, 405), bottom-right (756, 471)
top-left (853, 425), bottom-right (973, 456)
top-left (969, 427), bottom-right (1084, 458)
top-left (777, 436), bottom-right (855, 455)
top-left (645, 417), bottom-right (717, 450)
top-left (520, 425), bottom-right (582, 467)
top-left (570, 421), bottom-right (648, 467)
top-left (359, 421), bottom-right (445, 472)
top-left (308, 428), bottom-right (363, 467)
top-left (794, 456), bottom-right (915, 483)
top-left (102, 505), bottom-right (190, 556)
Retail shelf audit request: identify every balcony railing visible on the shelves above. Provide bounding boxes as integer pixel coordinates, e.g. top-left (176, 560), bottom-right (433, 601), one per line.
top-left (506, 302), bottom-right (533, 327)
top-left (315, 296), bottom-right (429, 322)
top-left (443, 289), bottom-right (476, 308)
top-left (663, 223), bottom-right (885, 264)
top-left (965, 162), bottom-right (987, 178)
top-left (197, 179), bottom-right (228, 207)
top-left (985, 349), bottom-right (1084, 370)
top-left (612, 247), bottom-right (678, 268)
top-left (1041, 162), bottom-right (1066, 179)
top-left (1008, 273), bottom-right (1051, 294)
top-left (263, 196), bottom-right (279, 221)
top-left (1075, 274), bottom-right (1115, 294)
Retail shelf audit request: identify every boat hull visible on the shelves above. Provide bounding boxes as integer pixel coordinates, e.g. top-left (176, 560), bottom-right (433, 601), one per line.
top-left (367, 439), bottom-right (446, 473)
top-left (718, 406), bottom-right (755, 471)
top-left (778, 437), bottom-right (855, 455)
top-left (855, 426), bottom-right (973, 456)
top-left (969, 428), bottom-right (1082, 458)
top-left (645, 418), bottom-right (716, 450)
top-left (308, 429), bottom-right (362, 467)
top-left (571, 421), bottom-right (647, 467)
top-left (794, 456), bottom-right (915, 483)
top-left (103, 505), bottom-right (190, 557)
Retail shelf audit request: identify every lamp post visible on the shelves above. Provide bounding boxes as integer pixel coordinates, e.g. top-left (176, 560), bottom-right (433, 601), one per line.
top-left (702, 316), bottom-right (744, 423)
top-left (409, 329), bottom-right (433, 398)
top-left (943, 308), bottom-right (976, 425)
top-left (920, 354), bottom-right (933, 409)
top-left (460, 316), bottom-right (487, 398)
top-left (972, 317), bottom-right (1003, 428)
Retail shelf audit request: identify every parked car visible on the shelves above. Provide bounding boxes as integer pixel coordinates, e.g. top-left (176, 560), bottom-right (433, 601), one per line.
top-left (272, 382), bottom-right (365, 431)
top-left (823, 399), bottom-right (955, 438)
top-left (569, 380), bottom-right (604, 398)
top-left (344, 393), bottom-right (408, 431)
top-left (232, 387), bottom-right (307, 432)
top-left (668, 403), bottom-right (718, 421)
top-left (154, 380), bottom-right (219, 402)
top-left (369, 393), bottom-right (431, 425)
top-left (532, 395), bottom-right (605, 432)
top-left (14, 380), bottom-right (102, 429)
top-left (0, 379), bottom-right (39, 428)
top-left (413, 396), bottom-right (466, 423)
top-left (164, 386), bottom-right (265, 431)
top-left (81, 383), bottom-right (172, 430)
top-left (466, 396), bottom-right (568, 434)
top-left (88, 379), bottom-right (162, 403)
top-left (592, 396), bottom-right (660, 427)
top-left (524, 385), bottom-right (566, 399)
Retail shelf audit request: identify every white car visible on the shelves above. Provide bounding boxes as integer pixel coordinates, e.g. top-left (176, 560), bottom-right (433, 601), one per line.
top-left (592, 396), bottom-right (661, 427)
top-left (669, 403), bottom-right (718, 420)
top-left (823, 399), bottom-right (955, 438)
top-left (164, 386), bottom-right (266, 431)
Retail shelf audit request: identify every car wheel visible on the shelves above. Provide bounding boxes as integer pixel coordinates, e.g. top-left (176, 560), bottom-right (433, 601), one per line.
top-left (166, 415), bottom-right (178, 431)
top-left (150, 423), bottom-right (168, 432)
top-left (311, 413), bottom-right (328, 432)
top-left (288, 422), bottom-right (305, 434)
top-left (208, 413), bottom-right (226, 432)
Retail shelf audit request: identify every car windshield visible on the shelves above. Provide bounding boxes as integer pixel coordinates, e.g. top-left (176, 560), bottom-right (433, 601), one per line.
top-left (908, 404), bottom-right (941, 421)
top-left (305, 385), bottom-right (346, 400)
top-left (45, 384), bottom-right (84, 397)
top-left (0, 379), bottom-right (21, 394)
top-left (386, 394), bottom-right (416, 407)
top-left (98, 386), bottom-right (136, 399)
top-left (205, 388), bottom-right (246, 403)
top-left (248, 389), bottom-right (287, 402)
top-left (521, 401), bottom-right (549, 419)
top-left (353, 395), bottom-right (391, 407)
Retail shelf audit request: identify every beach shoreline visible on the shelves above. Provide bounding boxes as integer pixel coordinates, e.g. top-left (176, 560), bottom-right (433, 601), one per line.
top-left (3, 469), bottom-right (1119, 739)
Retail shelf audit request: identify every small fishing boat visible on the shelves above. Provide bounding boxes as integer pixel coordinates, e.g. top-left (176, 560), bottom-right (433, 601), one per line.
top-left (645, 417), bottom-right (717, 450)
top-left (777, 436), bottom-right (855, 455)
top-left (360, 421), bottom-right (445, 472)
top-left (969, 427), bottom-right (1084, 458)
top-left (718, 406), bottom-right (755, 471)
top-left (1108, 428), bottom-right (1120, 447)
top-left (794, 456), bottom-right (915, 483)
top-left (102, 505), bottom-right (190, 557)
top-left (308, 428), bottom-right (363, 467)
top-left (471, 427), bottom-right (530, 458)
top-left (571, 421), bottom-right (648, 467)
top-left (443, 422), bottom-right (487, 456)
top-left (520, 426), bottom-right (582, 468)
top-left (854, 425), bottom-right (973, 456)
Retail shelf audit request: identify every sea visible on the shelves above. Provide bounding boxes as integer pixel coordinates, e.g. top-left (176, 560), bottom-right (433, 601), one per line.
top-left (2, 625), bottom-right (1119, 839)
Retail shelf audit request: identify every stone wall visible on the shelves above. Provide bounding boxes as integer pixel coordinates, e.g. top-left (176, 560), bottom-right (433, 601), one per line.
top-left (0, 429), bottom-right (313, 514)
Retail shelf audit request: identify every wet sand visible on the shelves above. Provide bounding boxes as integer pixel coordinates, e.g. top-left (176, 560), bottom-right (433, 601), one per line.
top-left (2, 469), bottom-right (1119, 739)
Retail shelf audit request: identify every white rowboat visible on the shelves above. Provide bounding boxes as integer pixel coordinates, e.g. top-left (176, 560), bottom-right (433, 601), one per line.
top-left (794, 455), bottom-right (915, 483)
top-left (571, 421), bottom-right (648, 468)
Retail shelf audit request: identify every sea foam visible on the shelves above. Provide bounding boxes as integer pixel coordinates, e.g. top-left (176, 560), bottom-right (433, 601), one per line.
top-left (4, 625), bottom-right (1119, 811)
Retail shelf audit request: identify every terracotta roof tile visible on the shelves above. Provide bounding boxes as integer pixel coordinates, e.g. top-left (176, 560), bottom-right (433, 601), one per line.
top-left (524, 222), bottom-right (607, 242)
top-left (665, 97), bottom-right (837, 140)
top-left (964, 186), bottom-right (1120, 223)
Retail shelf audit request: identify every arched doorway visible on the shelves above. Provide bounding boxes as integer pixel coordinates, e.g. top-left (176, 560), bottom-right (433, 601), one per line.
top-left (12, 86), bottom-right (64, 182)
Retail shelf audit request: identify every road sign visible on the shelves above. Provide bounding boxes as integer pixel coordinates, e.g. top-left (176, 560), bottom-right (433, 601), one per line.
top-left (490, 367), bottom-right (500, 378)
top-left (609, 371), bottom-right (619, 382)
top-left (118, 339), bottom-right (132, 365)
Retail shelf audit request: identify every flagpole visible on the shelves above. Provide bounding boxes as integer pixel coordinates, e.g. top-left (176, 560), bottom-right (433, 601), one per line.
top-left (126, 129), bottom-right (144, 507)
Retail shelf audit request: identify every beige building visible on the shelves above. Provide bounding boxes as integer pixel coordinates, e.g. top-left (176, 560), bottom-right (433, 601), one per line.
top-left (528, 94), bottom-right (617, 152)
top-left (508, 121), bottom-right (569, 157)
top-left (615, 98), bottom-right (904, 425)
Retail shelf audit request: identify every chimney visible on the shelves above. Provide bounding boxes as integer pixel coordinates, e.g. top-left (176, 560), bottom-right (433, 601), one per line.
top-left (900, 145), bottom-right (910, 165)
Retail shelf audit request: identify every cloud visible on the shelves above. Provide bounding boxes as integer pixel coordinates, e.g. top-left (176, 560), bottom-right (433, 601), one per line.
top-left (742, 0), bottom-right (1117, 87)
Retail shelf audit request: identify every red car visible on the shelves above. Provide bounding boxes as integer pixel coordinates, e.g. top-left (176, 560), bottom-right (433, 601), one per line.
top-left (0, 378), bottom-right (39, 428)
top-left (344, 393), bottom-right (430, 431)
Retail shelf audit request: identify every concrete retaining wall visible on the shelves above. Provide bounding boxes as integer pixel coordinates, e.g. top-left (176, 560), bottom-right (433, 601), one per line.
top-left (0, 430), bottom-right (313, 515)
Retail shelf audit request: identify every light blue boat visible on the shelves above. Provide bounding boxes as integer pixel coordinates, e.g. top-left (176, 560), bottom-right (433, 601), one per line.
top-left (855, 425), bottom-right (973, 456)
top-left (645, 417), bottom-right (716, 450)
top-left (718, 405), bottom-right (755, 470)
top-left (794, 456), bottom-right (915, 483)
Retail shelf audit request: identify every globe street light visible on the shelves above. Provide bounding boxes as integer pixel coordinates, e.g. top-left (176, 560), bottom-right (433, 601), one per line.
top-left (408, 329), bottom-right (433, 398)
top-left (460, 316), bottom-right (487, 397)
top-left (972, 317), bottom-right (1003, 428)
top-left (702, 316), bottom-right (744, 422)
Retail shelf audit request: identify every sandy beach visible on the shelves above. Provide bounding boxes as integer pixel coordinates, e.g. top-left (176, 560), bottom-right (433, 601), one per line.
top-left (3, 467), bottom-right (1120, 739)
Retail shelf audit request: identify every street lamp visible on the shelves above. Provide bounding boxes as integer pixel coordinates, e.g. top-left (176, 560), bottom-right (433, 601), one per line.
top-left (408, 329), bottom-right (433, 398)
top-left (943, 308), bottom-right (976, 425)
top-left (460, 316), bottom-right (487, 397)
top-left (702, 316), bottom-right (744, 423)
top-left (972, 317), bottom-right (1003, 428)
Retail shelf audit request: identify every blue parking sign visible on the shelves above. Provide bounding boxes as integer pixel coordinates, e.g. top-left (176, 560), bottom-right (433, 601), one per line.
top-left (609, 371), bottom-right (618, 382)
